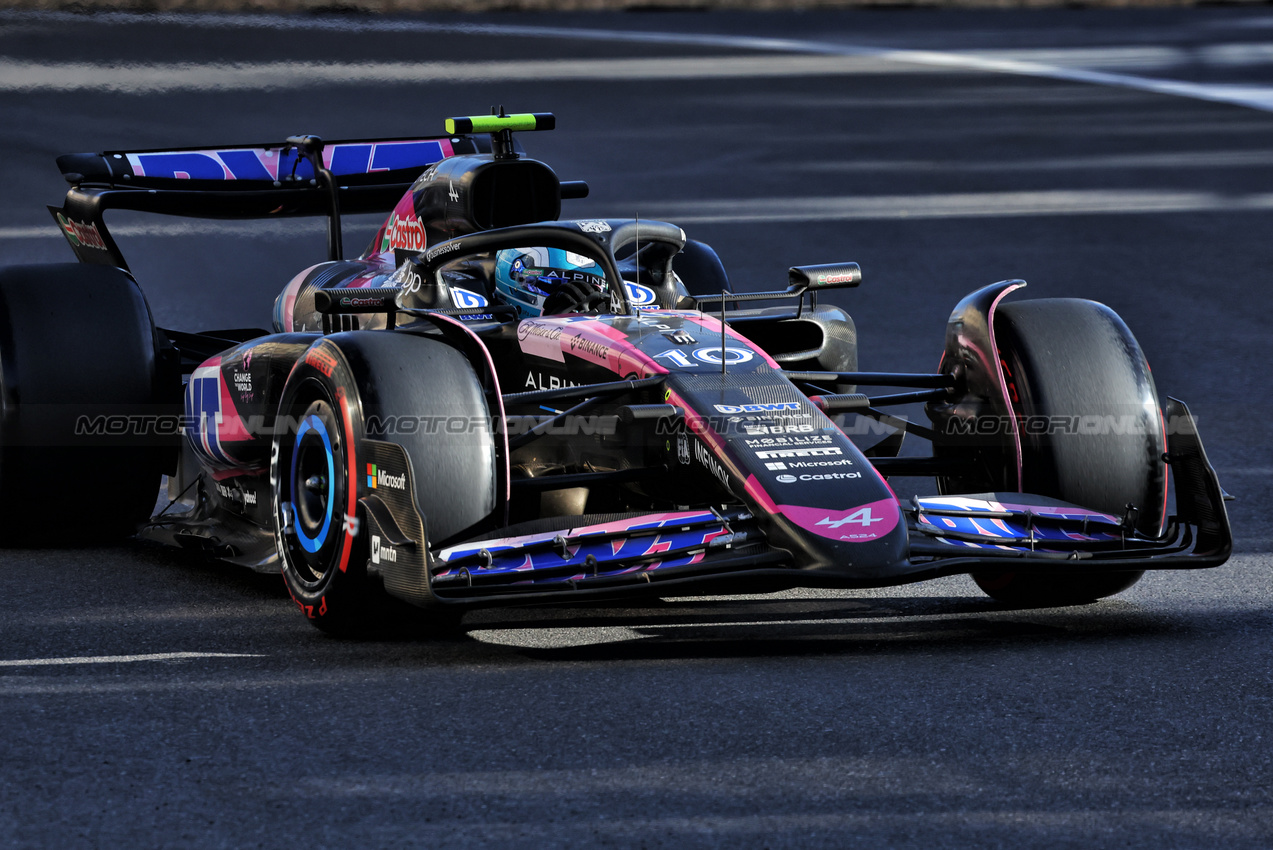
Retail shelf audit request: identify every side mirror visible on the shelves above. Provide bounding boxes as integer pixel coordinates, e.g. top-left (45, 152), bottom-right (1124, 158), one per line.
top-left (694, 260), bottom-right (861, 311)
top-left (788, 262), bottom-right (861, 291)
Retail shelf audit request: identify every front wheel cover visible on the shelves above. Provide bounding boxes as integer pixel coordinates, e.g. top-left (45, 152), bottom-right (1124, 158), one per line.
top-left (280, 398), bottom-right (350, 591)
top-left (272, 366), bottom-right (370, 630)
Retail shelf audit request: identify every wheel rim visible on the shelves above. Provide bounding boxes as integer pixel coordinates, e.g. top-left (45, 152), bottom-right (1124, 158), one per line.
top-left (285, 404), bottom-right (341, 585)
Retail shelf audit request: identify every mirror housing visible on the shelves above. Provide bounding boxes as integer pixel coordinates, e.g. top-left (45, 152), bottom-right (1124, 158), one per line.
top-left (788, 262), bottom-right (861, 291)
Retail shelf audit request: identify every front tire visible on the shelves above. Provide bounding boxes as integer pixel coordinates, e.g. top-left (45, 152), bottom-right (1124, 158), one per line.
top-left (973, 569), bottom-right (1144, 607)
top-left (970, 299), bottom-right (1166, 606)
top-left (274, 375), bottom-right (376, 634)
top-left (273, 333), bottom-right (495, 636)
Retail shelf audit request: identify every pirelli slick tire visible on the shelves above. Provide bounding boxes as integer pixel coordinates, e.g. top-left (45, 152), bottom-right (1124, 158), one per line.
top-left (971, 299), bottom-right (1166, 606)
top-left (0, 264), bottom-right (169, 541)
top-left (972, 568), bottom-right (1145, 608)
top-left (273, 332), bottom-right (495, 636)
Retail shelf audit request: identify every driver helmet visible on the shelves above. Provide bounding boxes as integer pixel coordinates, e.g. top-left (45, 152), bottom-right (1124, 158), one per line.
top-left (493, 247), bottom-right (606, 318)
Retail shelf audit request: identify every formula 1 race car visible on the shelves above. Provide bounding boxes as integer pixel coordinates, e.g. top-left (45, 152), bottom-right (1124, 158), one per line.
top-left (1, 111), bottom-right (1231, 634)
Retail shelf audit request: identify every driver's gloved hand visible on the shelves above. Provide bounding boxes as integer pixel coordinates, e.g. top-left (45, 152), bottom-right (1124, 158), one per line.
top-left (543, 278), bottom-right (607, 314)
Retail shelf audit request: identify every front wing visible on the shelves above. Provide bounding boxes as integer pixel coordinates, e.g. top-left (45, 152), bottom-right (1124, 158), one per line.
top-left (426, 398), bottom-right (1231, 606)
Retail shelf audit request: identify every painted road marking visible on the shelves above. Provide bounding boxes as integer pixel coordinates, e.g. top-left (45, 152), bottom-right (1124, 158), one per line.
top-left (6, 11), bottom-right (1273, 112)
top-left (0, 651), bottom-right (263, 667)
top-left (0, 220), bottom-right (327, 240)
top-left (0, 55), bottom-right (946, 94)
top-left (10, 188), bottom-right (1273, 236)
top-left (639, 189), bottom-right (1273, 224)
top-left (4, 13), bottom-right (1273, 232)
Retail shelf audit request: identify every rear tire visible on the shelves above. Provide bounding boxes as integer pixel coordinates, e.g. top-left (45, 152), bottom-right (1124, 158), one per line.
top-left (970, 299), bottom-right (1166, 606)
top-left (0, 264), bottom-right (168, 541)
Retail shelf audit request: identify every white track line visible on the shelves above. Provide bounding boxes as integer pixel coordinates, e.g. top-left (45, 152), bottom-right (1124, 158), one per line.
top-left (646, 189), bottom-right (1273, 224)
top-left (0, 221), bottom-right (324, 240)
top-left (0, 55), bottom-right (926, 93)
top-left (3, 13), bottom-right (1272, 232)
top-left (0, 651), bottom-right (262, 667)
top-left (9, 188), bottom-right (1273, 237)
top-left (5, 11), bottom-right (1273, 111)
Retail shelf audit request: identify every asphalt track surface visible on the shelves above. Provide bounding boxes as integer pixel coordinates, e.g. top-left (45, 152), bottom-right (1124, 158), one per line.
top-left (1, 7), bottom-right (1272, 848)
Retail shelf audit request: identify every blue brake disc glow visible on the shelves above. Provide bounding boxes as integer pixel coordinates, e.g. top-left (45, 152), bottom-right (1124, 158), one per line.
top-left (291, 413), bottom-right (335, 554)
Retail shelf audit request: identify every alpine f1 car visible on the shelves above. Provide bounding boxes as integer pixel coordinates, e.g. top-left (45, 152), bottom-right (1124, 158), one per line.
top-left (3, 111), bottom-right (1231, 633)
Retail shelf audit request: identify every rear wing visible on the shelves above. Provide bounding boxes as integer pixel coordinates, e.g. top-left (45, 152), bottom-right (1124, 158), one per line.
top-left (49, 133), bottom-right (496, 270)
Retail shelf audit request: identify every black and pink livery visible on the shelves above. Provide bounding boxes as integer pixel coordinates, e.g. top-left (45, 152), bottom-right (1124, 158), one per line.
top-left (13, 113), bottom-right (1231, 632)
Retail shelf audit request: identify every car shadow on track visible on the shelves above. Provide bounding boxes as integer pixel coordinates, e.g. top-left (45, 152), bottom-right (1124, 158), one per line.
top-left (454, 594), bottom-right (1195, 663)
top-left (86, 544), bottom-right (1208, 664)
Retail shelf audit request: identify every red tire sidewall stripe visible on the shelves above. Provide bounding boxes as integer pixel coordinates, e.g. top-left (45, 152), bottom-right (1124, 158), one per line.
top-left (335, 385), bottom-right (358, 574)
